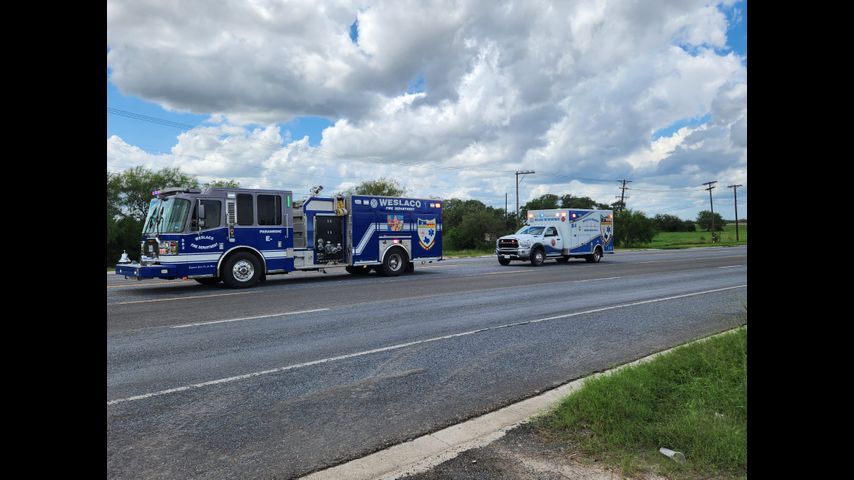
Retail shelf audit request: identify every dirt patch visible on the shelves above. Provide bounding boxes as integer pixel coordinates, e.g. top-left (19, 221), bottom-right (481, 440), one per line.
top-left (400, 423), bottom-right (666, 480)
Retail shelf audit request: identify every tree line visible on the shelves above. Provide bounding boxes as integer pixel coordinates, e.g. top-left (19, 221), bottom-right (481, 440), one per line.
top-left (106, 167), bottom-right (727, 265)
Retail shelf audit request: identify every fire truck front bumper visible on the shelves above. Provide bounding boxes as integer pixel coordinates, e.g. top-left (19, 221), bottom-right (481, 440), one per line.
top-left (115, 263), bottom-right (177, 280)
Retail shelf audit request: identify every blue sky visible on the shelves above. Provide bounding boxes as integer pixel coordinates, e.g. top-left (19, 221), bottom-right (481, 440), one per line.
top-left (107, 0), bottom-right (746, 219)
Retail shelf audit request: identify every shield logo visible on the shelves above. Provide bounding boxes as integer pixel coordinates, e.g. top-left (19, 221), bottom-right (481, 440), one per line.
top-left (418, 218), bottom-right (437, 250)
top-left (601, 214), bottom-right (613, 244)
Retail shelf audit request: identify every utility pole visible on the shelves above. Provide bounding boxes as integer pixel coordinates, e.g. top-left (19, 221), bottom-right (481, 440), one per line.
top-left (505, 193), bottom-right (508, 227)
top-left (615, 179), bottom-right (632, 212)
top-left (727, 184), bottom-right (743, 241)
top-left (703, 181), bottom-right (717, 240)
top-left (515, 170), bottom-right (535, 228)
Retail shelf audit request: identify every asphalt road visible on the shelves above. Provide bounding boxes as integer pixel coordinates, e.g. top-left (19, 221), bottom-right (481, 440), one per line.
top-left (107, 247), bottom-right (747, 479)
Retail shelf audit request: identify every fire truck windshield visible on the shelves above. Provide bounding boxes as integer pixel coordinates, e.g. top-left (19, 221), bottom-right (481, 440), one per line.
top-left (143, 197), bottom-right (191, 234)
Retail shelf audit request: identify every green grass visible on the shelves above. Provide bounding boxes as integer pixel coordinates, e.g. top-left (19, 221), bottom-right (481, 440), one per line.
top-left (634, 223), bottom-right (747, 249)
top-left (535, 326), bottom-right (747, 479)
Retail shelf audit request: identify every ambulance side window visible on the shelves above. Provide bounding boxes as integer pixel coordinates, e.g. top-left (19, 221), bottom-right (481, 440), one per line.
top-left (545, 227), bottom-right (557, 237)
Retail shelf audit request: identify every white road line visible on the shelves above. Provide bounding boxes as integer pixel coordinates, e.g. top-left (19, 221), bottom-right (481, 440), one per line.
top-left (172, 308), bottom-right (330, 328)
top-left (107, 284), bottom-right (746, 406)
top-left (113, 291), bottom-right (255, 305)
top-left (475, 271), bottom-right (533, 276)
top-left (573, 276), bottom-right (621, 282)
top-left (718, 265), bottom-right (744, 269)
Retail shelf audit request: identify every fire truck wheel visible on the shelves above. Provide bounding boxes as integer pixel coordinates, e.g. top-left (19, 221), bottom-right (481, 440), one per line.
top-left (381, 248), bottom-right (408, 276)
top-left (530, 247), bottom-right (545, 266)
top-left (498, 257), bottom-right (511, 265)
top-left (194, 277), bottom-right (221, 285)
top-left (345, 265), bottom-right (371, 275)
top-left (222, 252), bottom-right (261, 288)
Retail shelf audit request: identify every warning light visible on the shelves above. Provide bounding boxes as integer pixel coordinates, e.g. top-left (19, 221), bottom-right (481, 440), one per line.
top-left (151, 190), bottom-right (160, 196)
top-left (571, 213), bottom-right (577, 218)
top-left (435, 203), bottom-right (441, 208)
top-left (393, 239), bottom-right (400, 244)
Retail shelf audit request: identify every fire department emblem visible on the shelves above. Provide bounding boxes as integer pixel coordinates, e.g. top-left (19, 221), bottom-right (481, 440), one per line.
top-left (417, 218), bottom-right (437, 250)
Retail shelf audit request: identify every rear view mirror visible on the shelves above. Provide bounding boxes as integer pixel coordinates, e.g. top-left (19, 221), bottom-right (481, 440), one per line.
top-left (197, 202), bottom-right (207, 230)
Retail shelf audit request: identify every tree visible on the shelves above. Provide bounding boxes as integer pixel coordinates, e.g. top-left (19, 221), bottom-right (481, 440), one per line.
top-left (560, 194), bottom-right (604, 209)
top-left (654, 213), bottom-right (694, 232)
top-left (117, 166), bottom-right (198, 220)
top-left (348, 177), bottom-right (406, 197)
top-left (614, 209), bottom-right (657, 247)
top-left (442, 198), bottom-right (512, 250)
top-left (696, 210), bottom-right (726, 232)
top-left (205, 179), bottom-right (240, 188)
top-left (521, 194), bottom-right (559, 219)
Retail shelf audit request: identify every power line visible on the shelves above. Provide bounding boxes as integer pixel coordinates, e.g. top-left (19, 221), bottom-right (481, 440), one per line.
top-left (107, 107), bottom-right (199, 131)
top-left (515, 170), bottom-right (535, 228)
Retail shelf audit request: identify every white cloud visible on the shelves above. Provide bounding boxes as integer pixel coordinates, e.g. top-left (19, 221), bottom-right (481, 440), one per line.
top-left (108, 0), bottom-right (746, 219)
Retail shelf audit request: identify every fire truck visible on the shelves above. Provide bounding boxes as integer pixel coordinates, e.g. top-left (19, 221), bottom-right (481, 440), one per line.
top-left (115, 187), bottom-right (443, 288)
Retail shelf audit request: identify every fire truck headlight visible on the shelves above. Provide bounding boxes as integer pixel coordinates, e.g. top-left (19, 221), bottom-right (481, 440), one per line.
top-left (159, 241), bottom-right (179, 255)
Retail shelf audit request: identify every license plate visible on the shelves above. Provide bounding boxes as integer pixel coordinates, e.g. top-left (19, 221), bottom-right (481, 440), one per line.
top-left (502, 255), bottom-right (510, 259)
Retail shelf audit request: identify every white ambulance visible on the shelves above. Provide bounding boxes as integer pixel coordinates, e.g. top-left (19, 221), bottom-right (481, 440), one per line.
top-left (495, 208), bottom-right (614, 266)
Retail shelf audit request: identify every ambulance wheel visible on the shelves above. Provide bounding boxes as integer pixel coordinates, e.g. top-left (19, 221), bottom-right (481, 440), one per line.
top-left (405, 262), bottom-right (415, 273)
top-left (345, 266), bottom-right (371, 275)
top-left (530, 247), bottom-right (545, 266)
top-left (194, 277), bottom-right (221, 285)
top-left (498, 257), bottom-right (511, 266)
top-left (585, 247), bottom-right (603, 263)
top-left (222, 252), bottom-right (261, 288)
top-left (556, 256), bottom-right (569, 263)
top-left (381, 248), bottom-right (408, 276)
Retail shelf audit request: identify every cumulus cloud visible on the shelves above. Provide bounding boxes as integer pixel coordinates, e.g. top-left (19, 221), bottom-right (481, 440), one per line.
top-left (108, 0), bottom-right (746, 217)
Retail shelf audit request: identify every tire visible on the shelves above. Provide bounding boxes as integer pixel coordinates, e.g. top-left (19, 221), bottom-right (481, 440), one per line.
top-left (498, 257), bottom-right (511, 266)
top-left (530, 247), bottom-right (545, 266)
top-left (222, 252), bottom-right (262, 288)
top-left (585, 247), bottom-right (603, 263)
top-left (405, 262), bottom-right (415, 273)
top-left (556, 256), bottom-right (569, 263)
top-left (345, 265), bottom-right (371, 275)
top-left (381, 248), bottom-right (408, 276)
top-left (194, 277), bottom-right (221, 285)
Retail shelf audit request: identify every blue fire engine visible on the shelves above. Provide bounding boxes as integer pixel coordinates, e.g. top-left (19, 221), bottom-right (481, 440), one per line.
top-left (115, 187), bottom-right (443, 288)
